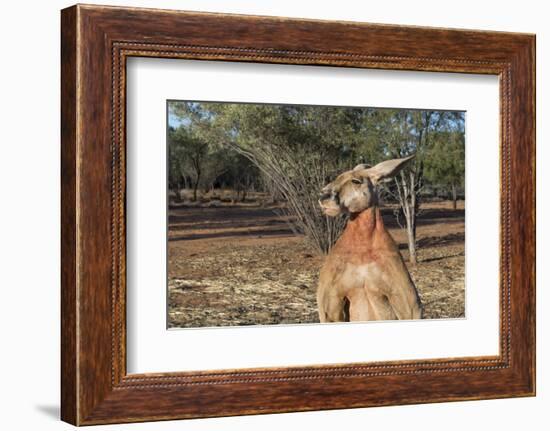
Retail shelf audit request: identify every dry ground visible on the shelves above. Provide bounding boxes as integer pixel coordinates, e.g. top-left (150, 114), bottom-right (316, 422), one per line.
top-left (168, 197), bottom-right (465, 328)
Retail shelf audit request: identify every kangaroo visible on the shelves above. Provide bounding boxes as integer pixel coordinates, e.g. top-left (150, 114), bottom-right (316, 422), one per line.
top-left (317, 154), bottom-right (423, 322)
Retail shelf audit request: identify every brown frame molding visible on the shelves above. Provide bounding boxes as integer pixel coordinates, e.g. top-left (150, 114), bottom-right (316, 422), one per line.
top-left (61, 4), bottom-right (535, 425)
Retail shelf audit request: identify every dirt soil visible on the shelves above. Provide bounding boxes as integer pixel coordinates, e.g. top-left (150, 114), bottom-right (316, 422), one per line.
top-left (168, 200), bottom-right (465, 328)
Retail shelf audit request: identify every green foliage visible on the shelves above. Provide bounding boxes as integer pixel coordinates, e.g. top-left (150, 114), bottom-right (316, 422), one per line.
top-left (168, 125), bottom-right (204, 189)
top-left (424, 131), bottom-right (465, 188)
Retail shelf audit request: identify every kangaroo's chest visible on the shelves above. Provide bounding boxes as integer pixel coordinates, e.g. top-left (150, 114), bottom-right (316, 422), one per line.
top-left (323, 217), bottom-right (404, 295)
top-left (325, 254), bottom-right (395, 295)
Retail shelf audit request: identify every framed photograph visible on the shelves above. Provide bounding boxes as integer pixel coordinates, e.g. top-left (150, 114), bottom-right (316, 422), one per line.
top-left (61, 4), bottom-right (535, 425)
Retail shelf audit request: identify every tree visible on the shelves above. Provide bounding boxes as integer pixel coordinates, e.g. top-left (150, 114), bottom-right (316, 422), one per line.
top-left (364, 110), bottom-right (463, 264)
top-left (168, 102), bottom-right (240, 202)
top-left (167, 126), bottom-right (187, 194)
top-left (168, 126), bottom-right (207, 201)
top-left (203, 102), bottom-right (371, 254)
top-left (424, 119), bottom-right (465, 210)
top-left (218, 152), bottom-right (259, 202)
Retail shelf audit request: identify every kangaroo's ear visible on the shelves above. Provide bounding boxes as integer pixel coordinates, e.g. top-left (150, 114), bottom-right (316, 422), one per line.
top-left (352, 163), bottom-right (371, 172)
top-left (363, 154), bottom-right (416, 184)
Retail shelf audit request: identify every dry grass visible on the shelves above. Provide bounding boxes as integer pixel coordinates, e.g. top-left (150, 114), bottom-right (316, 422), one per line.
top-left (167, 199), bottom-right (465, 328)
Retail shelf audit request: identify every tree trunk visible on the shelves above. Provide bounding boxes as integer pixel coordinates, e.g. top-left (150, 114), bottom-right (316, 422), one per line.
top-left (194, 165), bottom-right (202, 201)
top-left (451, 183), bottom-right (457, 210)
top-left (395, 171), bottom-right (418, 264)
top-left (192, 173), bottom-right (200, 202)
top-left (233, 183), bottom-right (241, 203)
top-left (407, 170), bottom-right (418, 264)
top-left (404, 209), bottom-right (417, 264)
top-left (176, 175), bottom-right (186, 202)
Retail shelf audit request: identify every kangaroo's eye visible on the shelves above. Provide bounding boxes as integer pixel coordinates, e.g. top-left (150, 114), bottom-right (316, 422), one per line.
top-left (351, 178), bottom-right (362, 185)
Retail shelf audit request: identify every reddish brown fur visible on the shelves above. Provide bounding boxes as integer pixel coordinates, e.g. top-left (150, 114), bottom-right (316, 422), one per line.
top-left (317, 156), bottom-right (423, 322)
top-left (331, 207), bottom-right (398, 264)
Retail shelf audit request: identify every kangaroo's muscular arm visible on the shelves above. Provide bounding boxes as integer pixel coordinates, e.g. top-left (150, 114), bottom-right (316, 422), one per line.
top-left (385, 257), bottom-right (423, 320)
top-left (317, 288), bottom-right (348, 322)
top-left (317, 261), bottom-right (349, 323)
top-left (388, 287), bottom-right (423, 320)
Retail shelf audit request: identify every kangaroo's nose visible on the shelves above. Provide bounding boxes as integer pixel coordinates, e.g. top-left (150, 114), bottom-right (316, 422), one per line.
top-left (319, 190), bottom-right (331, 201)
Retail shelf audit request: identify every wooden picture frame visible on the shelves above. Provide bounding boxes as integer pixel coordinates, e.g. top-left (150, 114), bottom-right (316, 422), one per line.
top-left (61, 4), bottom-right (535, 425)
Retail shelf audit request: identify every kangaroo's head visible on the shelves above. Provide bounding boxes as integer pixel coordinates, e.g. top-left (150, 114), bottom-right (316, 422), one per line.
top-left (319, 154), bottom-right (415, 217)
